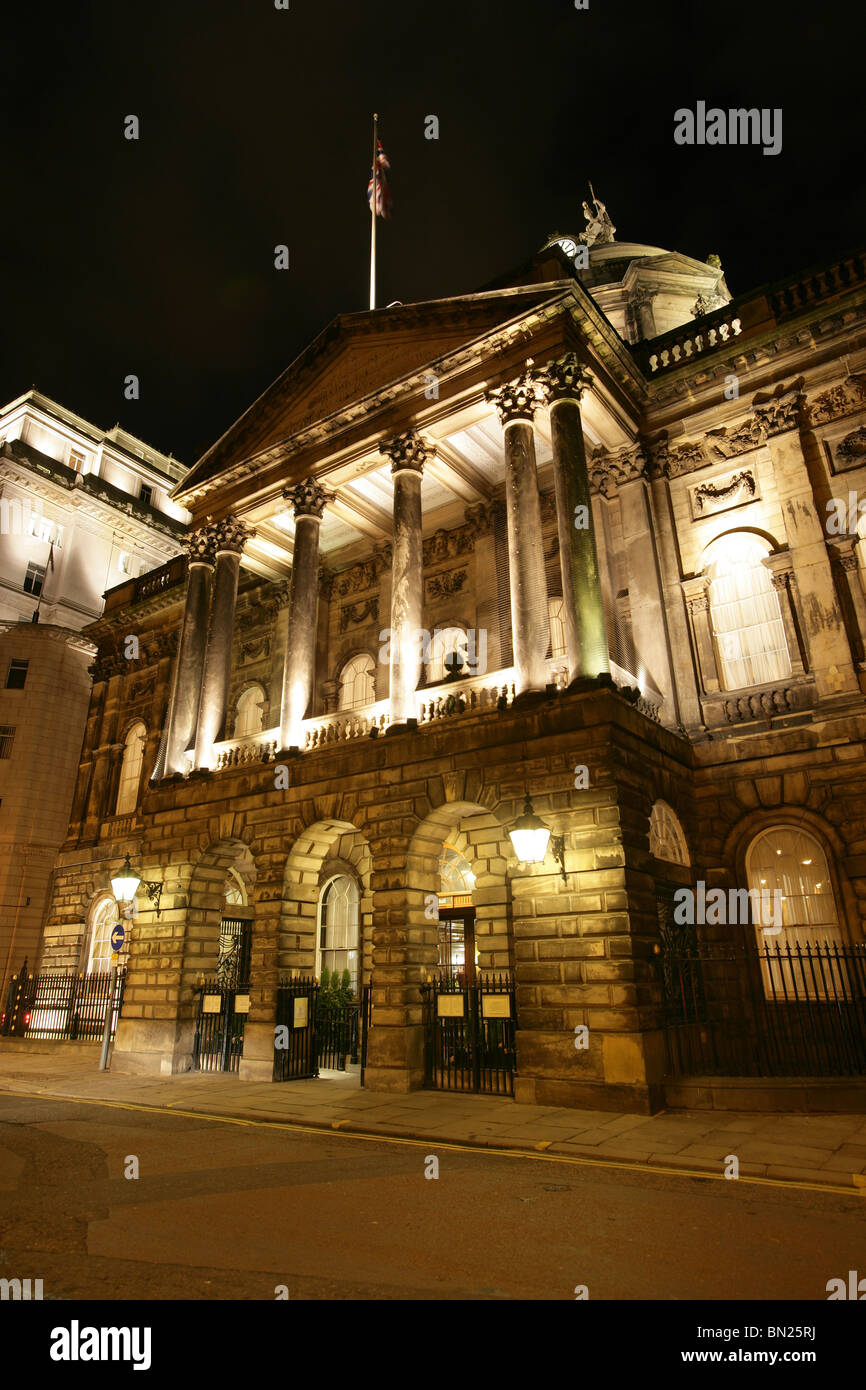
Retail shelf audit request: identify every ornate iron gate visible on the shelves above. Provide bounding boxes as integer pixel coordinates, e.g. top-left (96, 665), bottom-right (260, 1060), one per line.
top-left (273, 975), bottom-right (319, 1081)
top-left (421, 972), bottom-right (517, 1094)
top-left (192, 978), bottom-right (250, 1073)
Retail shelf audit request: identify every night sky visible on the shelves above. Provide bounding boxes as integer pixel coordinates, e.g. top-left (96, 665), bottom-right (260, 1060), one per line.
top-left (3, 1), bottom-right (862, 468)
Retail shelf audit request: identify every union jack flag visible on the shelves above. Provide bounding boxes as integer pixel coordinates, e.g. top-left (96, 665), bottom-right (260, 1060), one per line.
top-left (367, 139), bottom-right (392, 219)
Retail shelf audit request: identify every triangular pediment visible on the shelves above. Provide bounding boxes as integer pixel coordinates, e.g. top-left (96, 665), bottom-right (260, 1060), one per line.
top-left (176, 287), bottom-right (567, 499)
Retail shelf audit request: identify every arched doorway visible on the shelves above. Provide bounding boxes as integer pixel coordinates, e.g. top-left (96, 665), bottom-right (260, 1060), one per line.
top-left (405, 802), bottom-right (516, 1094)
top-left (188, 842), bottom-right (257, 1074)
top-left (276, 819), bottom-right (372, 1083)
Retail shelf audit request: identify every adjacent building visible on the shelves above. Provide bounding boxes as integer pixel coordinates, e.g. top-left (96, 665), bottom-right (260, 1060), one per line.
top-left (0, 392), bottom-right (189, 991)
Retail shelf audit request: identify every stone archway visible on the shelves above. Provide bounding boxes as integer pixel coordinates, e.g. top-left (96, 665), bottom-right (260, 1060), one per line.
top-left (184, 838), bottom-right (257, 991)
top-left (404, 801), bottom-right (514, 977)
top-left (278, 819), bottom-right (373, 979)
top-left (363, 799), bottom-right (514, 1095)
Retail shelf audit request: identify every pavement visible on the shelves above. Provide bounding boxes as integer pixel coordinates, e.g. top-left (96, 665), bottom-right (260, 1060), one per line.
top-left (2, 1046), bottom-right (866, 1193)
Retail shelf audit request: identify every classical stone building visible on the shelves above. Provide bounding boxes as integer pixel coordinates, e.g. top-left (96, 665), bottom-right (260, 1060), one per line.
top-left (0, 392), bottom-right (188, 993)
top-left (37, 222), bottom-right (866, 1111)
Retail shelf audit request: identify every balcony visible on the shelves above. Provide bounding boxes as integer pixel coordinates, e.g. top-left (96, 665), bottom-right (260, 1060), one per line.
top-left (205, 658), bottom-right (660, 773)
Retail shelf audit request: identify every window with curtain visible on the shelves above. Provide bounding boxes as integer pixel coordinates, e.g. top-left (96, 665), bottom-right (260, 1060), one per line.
top-left (745, 826), bottom-right (845, 998)
top-left (235, 685), bottom-right (265, 737)
top-left (115, 722), bottom-right (146, 815)
top-left (704, 533), bottom-right (791, 690)
top-left (339, 654), bottom-right (375, 710)
top-left (548, 596), bottom-right (567, 660)
top-left (317, 875), bottom-right (360, 991)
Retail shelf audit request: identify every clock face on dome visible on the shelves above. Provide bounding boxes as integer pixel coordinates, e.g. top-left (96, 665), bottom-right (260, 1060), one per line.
top-left (552, 237), bottom-right (579, 259)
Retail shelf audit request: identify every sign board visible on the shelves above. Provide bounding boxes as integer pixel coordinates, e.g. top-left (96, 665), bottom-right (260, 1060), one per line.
top-left (234, 994), bottom-right (250, 1014)
top-left (437, 994), bottom-right (464, 1019)
top-left (482, 994), bottom-right (511, 1020)
top-left (110, 924), bottom-right (125, 952)
top-left (293, 997), bottom-right (309, 1029)
top-left (202, 995), bottom-right (222, 1014)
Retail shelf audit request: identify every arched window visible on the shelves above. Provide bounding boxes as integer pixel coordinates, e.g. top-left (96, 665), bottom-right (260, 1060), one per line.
top-left (649, 800), bottom-right (690, 866)
top-left (115, 721), bottom-right (146, 816)
top-left (746, 826), bottom-right (845, 996)
top-left (427, 627), bottom-right (469, 683)
top-left (317, 875), bottom-right (360, 991)
top-left (235, 685), bottom-right (265, 737)
top-left (339, 654), bottom-right (375, 711)
top-left (703, 533), bottom-right (791, 690)
top-left (87, 895), bottom-right (118, 974)
top-left (223, 867), bottom-right (247, 907)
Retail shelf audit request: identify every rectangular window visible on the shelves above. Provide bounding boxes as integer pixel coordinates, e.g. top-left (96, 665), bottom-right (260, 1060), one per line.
top-left (28, 514), bottom-right (62, 547)
top-left (69, 448), bottom-right (86, 472)
top-left (23, 561), bottom-right (46, 595)
top-left (139, 484), bottom-right (153, 506)
top-left (6, 659), bottom-right (28, 689)
top-left (0, 727), bottom-right (15, 758)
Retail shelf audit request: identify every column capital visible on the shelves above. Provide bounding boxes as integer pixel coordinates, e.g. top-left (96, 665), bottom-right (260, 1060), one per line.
top-left (283, 477), bottom-right (332, 519)
top-left (827, 537), bottom-right (860, 572)
top-left (185, 527), bottom-right (216, 564)
top-left (540, 352), bottom-right (594, 404)
top-left (379, 429), bottom-right (433, 475)
top-left (207, 516), bottom-right (256, 555)
top-left (486, 360), bottom-right (548, 424)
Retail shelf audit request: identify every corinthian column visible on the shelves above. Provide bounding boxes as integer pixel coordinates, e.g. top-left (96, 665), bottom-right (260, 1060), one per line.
top-left (380, 430), bottom-right (430, 724)
top-left (279, 479), bottom-right (330, 750)
top-left (163, 529), bottom-right (214, 775)
top-left (539, 353), bottom-right (609, 682)
top-left (193, 517), bottom-right (255, 769)
top-left (487, 366), bottom-right (549, 693)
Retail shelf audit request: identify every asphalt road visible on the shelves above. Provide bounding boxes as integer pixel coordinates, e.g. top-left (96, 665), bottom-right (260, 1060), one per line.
top-left (1, 1092), bottom-right (864, 1300)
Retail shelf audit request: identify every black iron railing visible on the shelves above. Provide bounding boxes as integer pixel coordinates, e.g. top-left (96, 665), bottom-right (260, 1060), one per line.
top-left (316, 1000), bottom-right (360, 1071)
top-left (663, 941), bottom-right (866, 1078)
top-left (1, 961), bottom-right (126, 1042)
top-left (421, 971), bottom-right (517, 1095)
top-left (273, 976), bottom-right (319, 1081)
top-left (191, 976), bottom-right (250, 1074)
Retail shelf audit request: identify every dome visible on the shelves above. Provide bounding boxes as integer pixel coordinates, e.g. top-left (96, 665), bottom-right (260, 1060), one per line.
top-left (542, 227), bottom-right (732, 346)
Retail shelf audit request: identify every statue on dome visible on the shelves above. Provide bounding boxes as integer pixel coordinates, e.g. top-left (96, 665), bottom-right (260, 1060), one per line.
top-left (578, 184), bottom-right (616, 247)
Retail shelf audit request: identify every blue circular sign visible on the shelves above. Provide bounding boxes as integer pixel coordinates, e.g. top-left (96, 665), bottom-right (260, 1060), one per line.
top-left (110, 924), bottom-right (126, 952)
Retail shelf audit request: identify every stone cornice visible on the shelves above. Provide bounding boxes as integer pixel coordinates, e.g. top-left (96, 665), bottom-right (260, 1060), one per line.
top-left (0, 621), bottom-right (97, 656)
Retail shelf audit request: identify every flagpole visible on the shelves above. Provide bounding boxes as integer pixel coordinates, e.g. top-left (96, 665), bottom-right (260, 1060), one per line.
top-left (369, 113), bottom-right (378, 311)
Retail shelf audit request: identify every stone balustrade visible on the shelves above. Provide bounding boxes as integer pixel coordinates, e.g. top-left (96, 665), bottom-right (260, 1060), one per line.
top-left (645, 310), bottom-right (743, 374)
top-left (205, 658), bottom-right (665, 773)
top-left (212, 732), bottom-right (279, 770)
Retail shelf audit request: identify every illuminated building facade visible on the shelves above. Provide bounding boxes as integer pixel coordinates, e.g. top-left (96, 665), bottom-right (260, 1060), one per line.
top-left (35, 230), bottom-right (866, 1111)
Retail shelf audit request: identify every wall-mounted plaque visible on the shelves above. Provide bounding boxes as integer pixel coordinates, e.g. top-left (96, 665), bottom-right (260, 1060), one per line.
top-left (202, 995), bottom-right (222, 1014)
top-left (293, 997), bottom-right (309, 1028)
top-left (482, 995), bottom-right (511, 1019)
top-left (437, 994), bottom-right (464, 1018)
top-left (234, 995), bottom-right (250, 1014)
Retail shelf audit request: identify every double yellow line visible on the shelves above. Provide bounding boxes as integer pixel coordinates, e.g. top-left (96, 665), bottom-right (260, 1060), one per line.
top-left (0, 1086), bottom-right (861, 1197)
